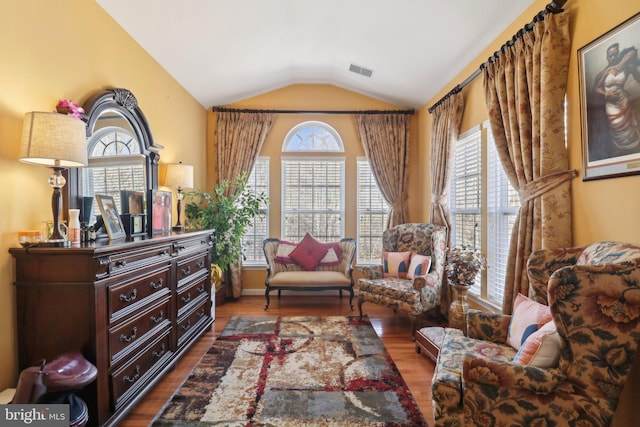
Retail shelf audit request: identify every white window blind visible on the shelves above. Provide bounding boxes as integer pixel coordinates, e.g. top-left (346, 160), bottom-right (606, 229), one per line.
top-left (282, 159), bottom-right (344, 242)
top-left (486, 128), bottom-right (520, 306)
top-left (241, 157), bottom-right (270, 265)
top-left (357, 158), bottom-right (389, 263)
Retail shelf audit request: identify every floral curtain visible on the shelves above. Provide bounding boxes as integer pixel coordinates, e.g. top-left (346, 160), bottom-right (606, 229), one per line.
top-left (483, 12), bottom-right (576, 314)
top-left (354, 113), bottom-right (410, 227)
top-left (216, 110), bottom-right (274, 297)
top-left (429, 92), bottom-right (464, 316)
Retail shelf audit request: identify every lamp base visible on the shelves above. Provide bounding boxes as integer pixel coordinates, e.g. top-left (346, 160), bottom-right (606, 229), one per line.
top-left (39, 238), bottom-right (71, 248)
top-left (172, 225), bottom-right (186, 232)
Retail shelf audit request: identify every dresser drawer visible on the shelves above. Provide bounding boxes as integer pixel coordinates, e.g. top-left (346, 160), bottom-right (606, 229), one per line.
top-left (106, 244), bottom-right (173, 277)
top-left (176, 252), bottom-right (208, 286)
top-left (111, 328), bottom-right (172, 409)
top-left (108, 266), bottom-right (171, 321)
top-left (176, 298), bottom-right (210, 347)
top-left (109, 297), bottom-right (171, 365)
top-left (174, 234), bottom-right (212, 257)
top-left (177, 275), bottom-right (209, 317)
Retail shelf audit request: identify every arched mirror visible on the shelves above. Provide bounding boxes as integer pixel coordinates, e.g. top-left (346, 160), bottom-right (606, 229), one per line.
top-left (64, 88), bottom-right (162, 222)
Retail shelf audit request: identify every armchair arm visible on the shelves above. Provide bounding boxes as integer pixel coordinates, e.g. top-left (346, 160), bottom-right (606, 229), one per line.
top-left (466, 309), bottom-right (511, 343)
top-left (462, 353), bottom-right (566, 394)
top-left (358, 265), bottom-right (383, 279)
top-left (527, 245), bottom-right (586, 304)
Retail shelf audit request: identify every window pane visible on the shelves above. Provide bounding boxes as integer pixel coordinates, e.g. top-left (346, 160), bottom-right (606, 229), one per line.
top-left (242, 157), bottom-right (269, 264)
top-left (357, 159), bottom-right (389, 263)
top-left (283, 121), bottom-right (344, 152)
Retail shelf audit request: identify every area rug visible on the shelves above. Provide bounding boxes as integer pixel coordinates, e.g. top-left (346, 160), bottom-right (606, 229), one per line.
top-left (153, 316), bottom-right (428, 426)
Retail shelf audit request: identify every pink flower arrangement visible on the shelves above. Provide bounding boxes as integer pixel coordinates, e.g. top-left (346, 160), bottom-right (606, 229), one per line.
top-left (445, 245), bottom-right (487, 287)
top-left (55, 99), bottom-right (85, 120)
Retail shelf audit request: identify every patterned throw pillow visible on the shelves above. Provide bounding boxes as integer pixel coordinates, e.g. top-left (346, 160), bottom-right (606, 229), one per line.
top-left (382, 251), bottom-right (411, 278)
top-left (507, 293), bottom-right (553, 350)
top-left (289, 233), bottom-right (329, 271)
top-left (513, 320), bottom-right (561, 368)
top-left (275, 241), bottom-right (298, 264)
top-left (407, 254), bottom-right (431, 279)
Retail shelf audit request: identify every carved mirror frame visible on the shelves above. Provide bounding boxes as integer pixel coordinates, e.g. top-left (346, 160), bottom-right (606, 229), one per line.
top-left (64, 88), bottom-right (162, 213)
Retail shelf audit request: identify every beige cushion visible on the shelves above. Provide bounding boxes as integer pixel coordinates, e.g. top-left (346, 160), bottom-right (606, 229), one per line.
top-left (269, 271), bottom-right (351, 287)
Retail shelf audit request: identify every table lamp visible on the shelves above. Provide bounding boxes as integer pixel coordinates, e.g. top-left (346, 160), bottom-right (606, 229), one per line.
top-left (20, 112), bottom-right (88, 246)
top-left (164, 162), bottom-right (194, 231)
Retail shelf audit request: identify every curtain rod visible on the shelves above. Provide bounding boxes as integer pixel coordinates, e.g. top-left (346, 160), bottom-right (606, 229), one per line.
top-left (427, 0), bottom-right (568, 113)
top-left (212, 106), bottom-right (415, 115)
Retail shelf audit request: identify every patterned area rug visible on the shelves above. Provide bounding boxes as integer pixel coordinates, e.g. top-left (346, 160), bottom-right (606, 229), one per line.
top-left (153, 316), bottom-right (428, 426)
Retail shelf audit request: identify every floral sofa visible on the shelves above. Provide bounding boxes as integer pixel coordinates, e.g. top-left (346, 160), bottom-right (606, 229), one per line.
top-left (356, 223), bottom-right (447, 334)
top-left (262, 235), bottom-right (356, 310)
top-left (431, 241), bottom-right (640, 426)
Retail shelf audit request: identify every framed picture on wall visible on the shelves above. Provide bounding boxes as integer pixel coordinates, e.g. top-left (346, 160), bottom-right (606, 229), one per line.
top-left (578, 12), bottom-right (640, 180)
top-left (95, 194), bottom-right (126, 240)
top-left (147, 190), bottom-right (172, 235)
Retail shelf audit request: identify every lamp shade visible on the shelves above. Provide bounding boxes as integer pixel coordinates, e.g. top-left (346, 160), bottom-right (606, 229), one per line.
top-left (164, 162), bottom-right (194, 189)
top-left (20, 112), bottom-right (87, 167)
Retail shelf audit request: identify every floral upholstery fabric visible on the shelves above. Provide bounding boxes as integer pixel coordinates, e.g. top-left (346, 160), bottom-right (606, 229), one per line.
top-left (355, 223), bottom-right (447, 328)
top-left (432, 241), bottom-right (640, 426)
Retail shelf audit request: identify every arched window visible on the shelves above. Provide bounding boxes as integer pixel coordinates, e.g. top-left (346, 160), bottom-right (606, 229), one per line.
top-left (283, 121), bottom-right (344, 152)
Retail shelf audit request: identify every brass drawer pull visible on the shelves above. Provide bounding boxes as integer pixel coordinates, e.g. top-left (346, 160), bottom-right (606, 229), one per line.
top-left (197, 260), bottom-right (205, 268)
top-left (120, 326), bottom-right (138, 343)
top-left (152, 343), bottom-right (166, 359)
top-left (119, 289), bottom-right (137, 302)
top-left (181, 320), bottom-right (191, 331)
top-left (196, 285), bottom-right (205, 294)
top-left (150, 311), bottom-right (164, 324)
top-left (149, 278), bottom-right (164, 289)
top-left (181, 293), bottom-right (191, 304)
top-left (181, 266), bottom-right (191, 276)
top-left (123, 365), bottom-right (140, 384)
top-left (196, 309), bottom-right (205, 319)
top-left (115, 260), bottom-right (127, 267)
top-left (158, 249), bottom-right (169, 256)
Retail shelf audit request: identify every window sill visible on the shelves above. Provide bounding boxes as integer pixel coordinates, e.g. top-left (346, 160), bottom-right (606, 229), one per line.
top-left (467, 293), bottom-right (501, 313)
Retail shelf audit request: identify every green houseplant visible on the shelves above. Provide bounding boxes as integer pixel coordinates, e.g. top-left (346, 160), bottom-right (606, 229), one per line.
top-left (184, 173), bottom-right (268, 275)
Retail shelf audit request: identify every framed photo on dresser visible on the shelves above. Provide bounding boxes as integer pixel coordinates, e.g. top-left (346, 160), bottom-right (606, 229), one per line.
top-left (148, 190), bottom-right (172, 235)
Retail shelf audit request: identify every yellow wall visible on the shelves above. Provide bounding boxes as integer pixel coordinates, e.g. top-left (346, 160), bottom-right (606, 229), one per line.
top-left (418, 0), bottom-right (640, 423)
top-left (0, 1), bottom-right (208, 389)
top-left (212, 85), bottom-right (422, 290)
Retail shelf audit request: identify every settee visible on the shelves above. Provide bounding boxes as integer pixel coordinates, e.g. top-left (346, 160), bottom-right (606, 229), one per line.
top-left (431, 241), bottom-right (640, 427)
top-left (262, 235), bottom-right (356, 310)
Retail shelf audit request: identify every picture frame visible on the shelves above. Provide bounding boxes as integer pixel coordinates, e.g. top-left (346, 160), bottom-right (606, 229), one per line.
top-left (578, 12), bottom-right (640, 180)
top-left (95, 194), bottom-right (126, 240)
top-left (147, 189), bottom-right (172, 235)
top-left (120, 190), bottom-right (145, 214)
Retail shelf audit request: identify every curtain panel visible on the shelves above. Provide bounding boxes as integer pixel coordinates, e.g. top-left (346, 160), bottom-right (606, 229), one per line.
top-left (354, 113), bottom-right (411, 228)
top-left (215, 111), bottom-right (274, 298)
top-left (428, 92), bottom-right (464, 317)
top-left (483, 12), bottom-right (576, 314)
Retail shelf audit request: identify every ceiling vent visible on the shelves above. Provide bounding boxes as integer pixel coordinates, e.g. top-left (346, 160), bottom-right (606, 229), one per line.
top-left (349, 63), bottom-right (373, 78)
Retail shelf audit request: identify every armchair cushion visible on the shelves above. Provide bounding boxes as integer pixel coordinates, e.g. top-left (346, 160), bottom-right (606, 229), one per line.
top-left (289, 233), bottom-right (328, 271)
top-left (506, 293), bottom-right (552, 350)
top-left (407, 254), bottom-right (431, 279)
top-left (382, 250), bottom-right (411, 278)
top-left (512, 320), bottom-right (560, 367)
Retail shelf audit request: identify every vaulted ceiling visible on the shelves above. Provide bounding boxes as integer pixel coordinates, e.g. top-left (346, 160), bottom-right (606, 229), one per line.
top-left (96, 0), bottom-right (536, 109)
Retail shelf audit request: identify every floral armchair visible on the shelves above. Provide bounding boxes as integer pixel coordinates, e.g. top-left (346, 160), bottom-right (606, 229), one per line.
top-left (356, 223), bottom-right (447, 334)
top-left (431, 241), bottom-right (640, 426)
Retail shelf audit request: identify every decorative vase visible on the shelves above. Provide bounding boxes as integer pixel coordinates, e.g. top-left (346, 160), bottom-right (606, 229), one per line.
top-left (449, 282), bottom-right (471, 334)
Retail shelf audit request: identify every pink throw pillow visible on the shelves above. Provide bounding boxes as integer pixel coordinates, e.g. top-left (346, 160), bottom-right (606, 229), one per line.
top-left (407, 254), bottom-right (431, 279)
top-left (382, 251), bottom-right (411, 278)
top-left (289, 233), bottom-right (329, 271)
top-left (275, 240), bottom-right (298, 264)
top-left (513, 320), bottom-right (561, 368)
top-left (507, 293), bottom-right (553, 350)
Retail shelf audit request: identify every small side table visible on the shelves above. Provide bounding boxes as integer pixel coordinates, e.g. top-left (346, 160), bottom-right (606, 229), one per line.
top-left (415, 326), bottom-right (444, 362)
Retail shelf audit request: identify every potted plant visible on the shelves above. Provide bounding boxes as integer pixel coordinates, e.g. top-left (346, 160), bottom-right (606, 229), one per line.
top-left (184, 173), bottom-right (268, 302)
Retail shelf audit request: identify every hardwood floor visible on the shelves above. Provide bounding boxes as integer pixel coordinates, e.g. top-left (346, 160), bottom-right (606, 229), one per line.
top-left (119, 294), bottom-right (438, 426)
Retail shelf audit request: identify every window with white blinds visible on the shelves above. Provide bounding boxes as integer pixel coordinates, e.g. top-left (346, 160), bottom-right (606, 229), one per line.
top-left (486, 128), bottom-right (520, 306)
top-left (241, 157), bottom-right (270, 265)
top-left (449, 124), bottom-right (521, 307)
top-left (357, 158), bottom-right (389, 263)
top-left (282, 159), bottom-right (345, 242)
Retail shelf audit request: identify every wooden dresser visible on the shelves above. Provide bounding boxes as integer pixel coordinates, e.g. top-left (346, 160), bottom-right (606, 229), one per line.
top-left (10, 229), bottom-right (215, 426)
